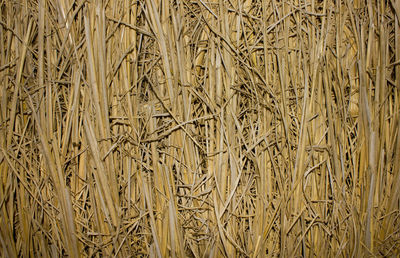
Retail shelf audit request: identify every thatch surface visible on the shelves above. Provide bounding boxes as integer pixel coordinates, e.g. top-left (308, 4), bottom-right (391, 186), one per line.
top-left (1, 0), bottom-right (400, 256)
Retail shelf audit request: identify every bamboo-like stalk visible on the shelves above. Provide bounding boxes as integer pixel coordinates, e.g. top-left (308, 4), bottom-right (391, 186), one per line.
top-left (1, 0), bottom-right (399, 256)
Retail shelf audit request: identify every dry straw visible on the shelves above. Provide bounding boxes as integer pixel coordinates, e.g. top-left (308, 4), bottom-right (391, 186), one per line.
top-left (0, 0), bottom-right (399, 257)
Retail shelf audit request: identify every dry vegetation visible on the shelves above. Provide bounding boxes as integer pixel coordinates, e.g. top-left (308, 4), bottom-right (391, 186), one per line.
top-left (1, 0), bottom-right (400, 257)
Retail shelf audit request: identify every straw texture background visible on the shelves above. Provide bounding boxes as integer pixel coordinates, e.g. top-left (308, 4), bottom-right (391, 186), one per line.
top-left (1, 0), bottom-right (400, 256)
